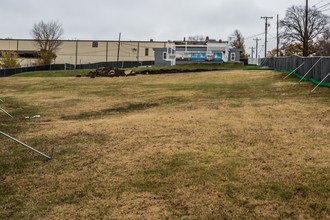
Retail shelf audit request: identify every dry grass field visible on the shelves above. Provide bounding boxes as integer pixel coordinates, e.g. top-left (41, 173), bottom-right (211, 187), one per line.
top-left (0, 70), bottom-right (329, 219)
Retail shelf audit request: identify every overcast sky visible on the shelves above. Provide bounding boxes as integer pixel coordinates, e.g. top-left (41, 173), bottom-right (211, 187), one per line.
top-left (1, 0), bottom-right (329, 56)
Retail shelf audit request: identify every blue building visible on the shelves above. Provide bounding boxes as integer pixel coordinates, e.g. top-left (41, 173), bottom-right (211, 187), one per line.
top-left (153, 40), bottom-right (241, 66)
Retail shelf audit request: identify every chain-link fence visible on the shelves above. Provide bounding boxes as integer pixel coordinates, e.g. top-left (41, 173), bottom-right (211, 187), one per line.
top-left (261, 55), bottom-right (330, 83)
top-left (0, 63), bottom-right (76, 77)
top-left (0, 61), bottom-right (154, 77)
top-left (0, 64), bottom-right (75, 77)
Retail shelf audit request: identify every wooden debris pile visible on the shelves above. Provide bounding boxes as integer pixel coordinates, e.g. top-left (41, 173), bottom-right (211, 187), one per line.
top-left (86, 68), bottom-right (136, 78)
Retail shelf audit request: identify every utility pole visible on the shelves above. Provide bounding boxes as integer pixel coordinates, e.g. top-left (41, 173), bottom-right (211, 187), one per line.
top-left (304, 0), bottom-right (309, 56)
top-left (106, 41), bottom-right (109, 63)
top-left (250, 47), bottom-right (255, 59)
top-left (117, 32), bottom-right (121, 67)
top-left (261, 16), bottom-right (273, 57)
top-left (277, 14), bottom-right (280, 57)
top-left (253, 38), bottom-right (261, 65)
top-left (253, 38), bottom-right (261, 59)
top-left (137, 42), bottom-right (140, 62)
top-left (75, 40), bottom-right (78, 69)
top-left (16, 40), bottom-right (19, 52)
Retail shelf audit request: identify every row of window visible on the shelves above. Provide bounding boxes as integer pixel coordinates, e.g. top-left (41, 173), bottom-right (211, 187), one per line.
top-left (92, 41), bottom-right (149, 56)
top-left (162, 52), bottom-right (236, 61)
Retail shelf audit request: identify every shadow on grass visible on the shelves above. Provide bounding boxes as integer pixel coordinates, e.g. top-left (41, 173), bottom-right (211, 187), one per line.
top-left (61, 96), bottom-right (187, 120)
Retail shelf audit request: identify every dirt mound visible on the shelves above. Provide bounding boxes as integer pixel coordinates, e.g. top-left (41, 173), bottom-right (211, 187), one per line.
top-left (83, 67), bottom-right (222, 78)
top-left (86, 68), bottom-right (136, 78)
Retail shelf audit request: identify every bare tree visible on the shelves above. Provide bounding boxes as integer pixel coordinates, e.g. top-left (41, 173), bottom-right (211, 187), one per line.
top-left (187, 35), bottom-right (206, 42)
top-left (280, 5), bottom-right (329, 56)
top-left (31, 21), bottom-right (64, 64)
top-left (316, 28), bottom-right (330, 55)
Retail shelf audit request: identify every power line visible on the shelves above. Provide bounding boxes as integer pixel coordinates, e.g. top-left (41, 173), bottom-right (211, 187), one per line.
top-left (316, 2), bottom-right (330, 9)
top-left (312, 0), bottom-right (327, 7)
top-left (258, 44), bottom-right (265, 56)
top-left (267, 32), bottom-right (277, 39)
top-left (245, 32), bottom-right (265, 40)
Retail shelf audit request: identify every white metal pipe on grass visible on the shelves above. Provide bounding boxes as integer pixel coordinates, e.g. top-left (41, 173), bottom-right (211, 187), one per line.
top-left (283, 63), bottom-right (305, 80)
top-left (0, 131), bottom-right (52, 160)
top-left (299, 57), bottom-right (322, 82)
top-left (0, 106), bottom-right (14, 118)
top-left (311, 71), bottom-right (330, 93)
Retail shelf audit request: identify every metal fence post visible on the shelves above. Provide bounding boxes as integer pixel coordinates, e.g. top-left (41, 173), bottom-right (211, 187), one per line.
top-left (311, 71), bottom-right (330, 92)
top-left (283, 63), bottom-right (305, 79)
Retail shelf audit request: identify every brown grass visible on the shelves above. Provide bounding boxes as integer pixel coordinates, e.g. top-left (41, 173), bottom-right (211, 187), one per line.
top-left (0, 70), bottom-right (329, 219)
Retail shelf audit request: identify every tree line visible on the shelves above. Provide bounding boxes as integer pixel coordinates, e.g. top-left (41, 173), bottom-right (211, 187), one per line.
top-left (184, 3), bottom-right (329, 59)
top-left (232, 4), bottom-right (329, 58)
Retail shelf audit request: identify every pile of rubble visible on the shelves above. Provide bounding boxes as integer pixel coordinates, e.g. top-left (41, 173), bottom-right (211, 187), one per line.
top-left (82, 66), bottom-right (220, 78)
top-left (85, 68), bottom-right (136, 78)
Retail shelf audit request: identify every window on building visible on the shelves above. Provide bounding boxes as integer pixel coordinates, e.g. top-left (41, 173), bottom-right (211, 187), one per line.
top-left (145, 48), bottom-right (149, 56)
top-left (92, 41), bottom-right (98, 48)
top-left (230, 52), bottom-right (235, 61)
top-left (163, 52), bottom-right (167, 60)
top-left (17, 51), bottom-right (39, 58)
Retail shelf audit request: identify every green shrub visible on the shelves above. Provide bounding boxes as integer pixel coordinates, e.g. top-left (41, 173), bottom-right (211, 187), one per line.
top-left (0, 51), bottom-right (20, 68)
top-left (37, 50), bottom-right (56, 65)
